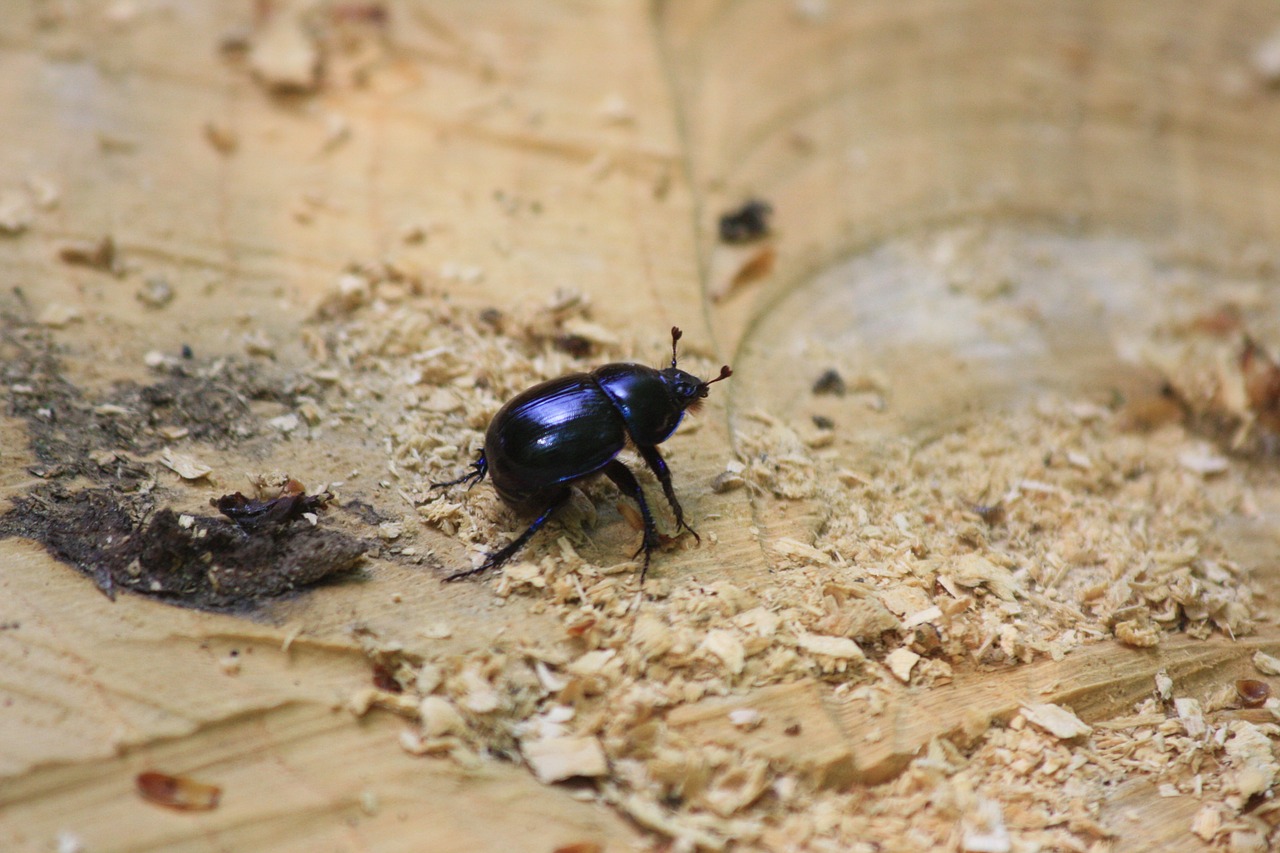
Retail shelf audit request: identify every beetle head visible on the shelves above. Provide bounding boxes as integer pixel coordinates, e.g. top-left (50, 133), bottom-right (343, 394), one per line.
top-left (663, 326), bottom-right (733, 412)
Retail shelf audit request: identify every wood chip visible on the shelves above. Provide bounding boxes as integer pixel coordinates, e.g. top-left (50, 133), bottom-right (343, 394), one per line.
top-left (1019, 703), bottom-right (1092, 740)
top-left (961, 799), bottom-right (1011, 853)
top-left (902, 605), bottom-right (944, 629)
top-left (0, 189), bottom-right (34, 233)
top-left (522, 736), bottom-right (608, 783)
top-left (702, 630), bottom-right (746, 675)
top-left (135, 771), bottom-right (221, 811)
top-left (949, 554), bottom-right (1018, 601)
top-left (248, 14), bottom-right (319, 93)
top-left (1178, 447), bottom-right (1229, 475)
top-left (1253, 651), bottom-right (1280, 676)
top-left (560, 318), bottom-right (619, 347)
top-left (728, 708), bottom-right (763, 730)
top-left (1191, 804), bottom-right (1222, 842)
top-left (59, 235), bottom-right (118, 272)
top-left (1175, 697), bottom-right (1206, 738)
top-left (772, 537), bottom-right (833, 565)
top-left (885, 648), bottom-right (921, 683)
top-left (158, 448), bottom-right (213, 480)
top-left (796, 633), bottom-right (864, 660)
top-left (878, 585), bottom-right (934, 616)
top-left (422, 388), bottom-right (463, 413)
top-left (702, 760), bottom-right (769, 817)
top-left (419, 696), bottom-right (466, 737)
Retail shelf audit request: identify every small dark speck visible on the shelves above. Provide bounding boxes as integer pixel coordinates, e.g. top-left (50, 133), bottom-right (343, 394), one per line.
top-left (554, 335), bottom-right (593, 358)
top-left (784, 721), bottom-right (802, 736)
top-left (372, 662), bottom-right (403, 693)
top-left (181, 344), bottom-right (194, 359)
top-left (812, 414), bottom-right (834, 430)
top-left (811, 369), bottom-right (846, 396)
top-left (718, 199), bottom-right (773, 244)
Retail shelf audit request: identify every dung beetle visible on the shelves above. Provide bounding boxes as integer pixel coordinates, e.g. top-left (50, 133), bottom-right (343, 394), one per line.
top-left (431, 327), bottom-right (732, 582)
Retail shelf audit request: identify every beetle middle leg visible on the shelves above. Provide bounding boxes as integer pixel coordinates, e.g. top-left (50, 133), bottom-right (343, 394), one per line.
top-left (430, 451), bottom-right (488, 491)
top-left (443, 487), bottom-right (569, 582)
top-left (636, 444), bottom-right (699, 543)
top-left (603, 459), bottom-right (660, 584)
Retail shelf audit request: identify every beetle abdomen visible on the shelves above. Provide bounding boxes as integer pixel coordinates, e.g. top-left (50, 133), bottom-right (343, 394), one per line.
top-left (485, 374), bottom-right (627, 507)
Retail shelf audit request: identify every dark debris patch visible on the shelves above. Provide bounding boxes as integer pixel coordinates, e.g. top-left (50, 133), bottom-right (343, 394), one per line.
top-left (718, 199), bottom-right (773, 244)
top-left (811, 368), bottom-right (846, 397)
top-left (0, 486), bottom-right (370, 610)
top-left (2, 317), bottom-right (307, 484)
top-left (215, 478), bottom-right (330, 531)
top-left (0, 314), bottom-right (369, 610)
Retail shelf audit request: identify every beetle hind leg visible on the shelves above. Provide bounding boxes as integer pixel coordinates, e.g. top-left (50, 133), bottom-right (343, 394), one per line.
top-left (430, 451), bottom-right (488, 491)
top-left (604, 459), bottom-right (659, 584)
top-left (443, 488), bottom-right (568, 582)
top-left (636, 444), bottom-right (699, 543)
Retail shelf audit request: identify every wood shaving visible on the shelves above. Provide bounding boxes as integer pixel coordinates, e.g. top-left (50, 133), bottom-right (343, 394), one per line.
top-left (885, 647), bottom-right (921, 683)
top-left (419, 696), bottom-right (466, 738)
top-left (701, 630), bottom-right (746, 675)
top-left (248, 11), bottom-right (320, 93)
top-left (1253, 651), bottom-right (1280, 675)
top-left (948, 553), bottom-right (1018, 602)
top-left (1020, 703), bottom-right (1092, 740)
top-left (795, 632), bottom-right (864, 661)
top-left (158, 448), bottom-right (213, 480)
top-left (522, 736), bottom-right (608, 784)
top-left (1174, 697), bottom-right (1206, 738)
top-left (0, 188), bottom-right (34, 233)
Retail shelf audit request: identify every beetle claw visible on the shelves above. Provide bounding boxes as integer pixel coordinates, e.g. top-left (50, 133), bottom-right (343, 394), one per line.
top-left (429, 452), bottom-right (489, 492)
top-left (443, 564), bottom-right (489, 582)
top-left (441, 489), bottom-right (568, 583)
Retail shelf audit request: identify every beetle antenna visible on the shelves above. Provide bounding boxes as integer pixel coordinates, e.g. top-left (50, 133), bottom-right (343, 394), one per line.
top-left (670, 326), bottom-right (683, 368)
top-left (703, 365), bottom-right (733, 387)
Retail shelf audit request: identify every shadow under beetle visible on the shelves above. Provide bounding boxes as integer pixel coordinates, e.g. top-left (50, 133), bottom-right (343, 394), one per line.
top-left (431, 327), bottom-right (732, 582)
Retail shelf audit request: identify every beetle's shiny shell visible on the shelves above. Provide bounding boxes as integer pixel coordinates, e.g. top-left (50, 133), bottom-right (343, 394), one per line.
top-left (484, 372), bottom-right (627, 509)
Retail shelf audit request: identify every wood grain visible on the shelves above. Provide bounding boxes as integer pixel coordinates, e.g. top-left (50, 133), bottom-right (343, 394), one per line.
top-left (2, 0), bottom-right (1280, 850)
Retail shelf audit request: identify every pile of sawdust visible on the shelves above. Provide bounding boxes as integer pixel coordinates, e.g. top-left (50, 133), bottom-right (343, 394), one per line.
top-left (299, 247), bottom-right (1280, 851)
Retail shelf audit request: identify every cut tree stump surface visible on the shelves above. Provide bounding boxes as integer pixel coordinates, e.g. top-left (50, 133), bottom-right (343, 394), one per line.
top-left (3, 2), bottom-right (1280, 851)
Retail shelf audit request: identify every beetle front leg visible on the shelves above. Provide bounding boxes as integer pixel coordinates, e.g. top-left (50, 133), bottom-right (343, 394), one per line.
top-left (636, 444), bottom-right (699, 543)
top-left (603, 459), bottom-right (659, 585)
top-left (429, 451), bottom-right (488, 491)
top-left (443, 488), bottom-right (567, 582)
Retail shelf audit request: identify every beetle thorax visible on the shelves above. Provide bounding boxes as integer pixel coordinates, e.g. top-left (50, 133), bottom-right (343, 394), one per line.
top-left (592, 363), bottom-right (688, 445)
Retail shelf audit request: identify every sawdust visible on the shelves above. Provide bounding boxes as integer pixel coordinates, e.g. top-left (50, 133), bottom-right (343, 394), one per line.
top-left (303, 226), bottom-right (1279, 850)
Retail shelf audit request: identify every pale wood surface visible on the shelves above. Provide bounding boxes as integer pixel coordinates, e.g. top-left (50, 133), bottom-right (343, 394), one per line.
top-left (3, 1), bottom-right (1280, 851)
